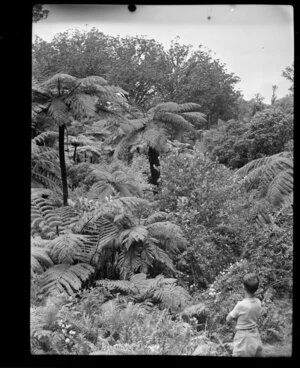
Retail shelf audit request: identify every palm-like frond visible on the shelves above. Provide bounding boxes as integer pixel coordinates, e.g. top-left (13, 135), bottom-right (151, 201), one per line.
top-left (40, 73), bottom-right (78, 90)
top-left (143, 211), bottom-right (171, 225)
top-left (31, 196), bottom-right (61, 239)
top-left (236, 152), bottom-right (293, 208)
top-left (98, 273), bottom-right (191, 312)
top-left (179, 112), bottom-right (207, 126)
top-left (65, 93), bottom-right (97, 118)
top-left (31, 145), bottom-right (62, 193)
top-left (117, 225), bottom-right (149, 250)
top-left (48, 98), bottom-right (70, 126)
top-left (155, 112), bottom-right (194, 132)
top-left (80, 215), bottom-right (120, 266)
top-left (266, 168), bottom-right (293, 208)
top-left (31, 246), bottom-right (54, 275)
top-left (140, 126), bottom-right (169, 151)
top-left (32, 131), bottom-right (59, 146)
top-left (39, 263), bottom-right (95, 296)
top-left (146, 221), bottom-right (188, 252)
top-left (48, 232), bottom-right (96, 264)
top-left (87, 168), bottom-right (142, 200)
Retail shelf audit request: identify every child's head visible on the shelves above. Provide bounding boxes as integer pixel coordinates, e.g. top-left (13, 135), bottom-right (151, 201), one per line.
top-left (243, 273), bottom-right (259, 295)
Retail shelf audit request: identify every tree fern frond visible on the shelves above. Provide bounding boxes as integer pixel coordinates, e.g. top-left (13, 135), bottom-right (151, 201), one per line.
top-left (146, 221), bottom-right (188, 252)
top-left (116, 244), bottom-right (142, 279)
top-left (41, 73), bottom-right (77, 90)
top-left (31, 246), bottom-right (54, 274)
top-left (120, 117), bottom-right (149, 135)
top-left (155, 112), bottom-right (194, 132)
top-left (174, 102), bottom-right (202, 113)
top-left (40, 263), bottom-right (95, 297)
top-left (32, 131), bottom-right (59, 146)
top-left (144, 211), bottom-right (172, 225)
top-left (65, 93), bottom-right (97, 118)
top-left (48, 98), bottom-right (69, 126)
top-left (48, 232), bottom-right (95, 264)
top-left (54, 206), bottom-right (81, 232)
top-left (78, 76), bottom-right (108, 86)
top-left (109, 197), bottom-right (152, 216)
top-left (117, 226), bottom-right (149, 250)
top-left (141, 127), bottom-right (169, 151)
top-left (266, 168), bottom-right (293, 208)
top-left (96, 279), bottom-right (139, 294)
top-left (152, 283), bottom-right (191, 311)
top-left (179, 112), bottom-right (207, 126)
top-left (31, 196), bottom-right (61, 239)
top-left (144, 239), bottom-right (176, 272)
top-left (236, 153), bottom-right (292, 178)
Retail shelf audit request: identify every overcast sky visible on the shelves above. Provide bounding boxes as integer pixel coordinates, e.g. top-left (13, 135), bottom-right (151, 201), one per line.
top-left (32, 4), bottom-right (294, 102)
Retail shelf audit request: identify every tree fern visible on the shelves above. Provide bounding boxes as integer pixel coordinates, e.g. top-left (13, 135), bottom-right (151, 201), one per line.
top-left (39, 263), bottom-right (95, 296)
top-left (236, 151), bottom-right (293, 208)
top-left (33, 73), bottom-right (127, 205)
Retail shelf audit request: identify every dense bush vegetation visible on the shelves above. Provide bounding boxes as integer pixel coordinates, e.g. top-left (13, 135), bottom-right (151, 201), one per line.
top-left (31, 30), bottom-right (293, 355)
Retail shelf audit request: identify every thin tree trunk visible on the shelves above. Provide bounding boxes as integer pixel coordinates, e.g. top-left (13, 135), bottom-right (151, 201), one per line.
top-left (59, 124), bottom-right (68, 206)
top-left (148, 147), bottom-right (160, 193)
top-left (73, 145), bottom-right (77, 162)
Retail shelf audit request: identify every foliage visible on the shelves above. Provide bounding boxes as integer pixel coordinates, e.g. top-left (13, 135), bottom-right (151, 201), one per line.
top-left (202, 108), bottom-right (293, 169)
top-left (236, 151), bottom-right (293, 209)
top-left (33, 4), bottom-right (49, 23)
top-left (282, 64), bottom-right (294, 93)
top-left (244, 108), bottom-right (293, 161)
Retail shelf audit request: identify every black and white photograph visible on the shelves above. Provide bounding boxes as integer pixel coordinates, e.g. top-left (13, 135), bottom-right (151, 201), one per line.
top-left (31, 4), bottom-right (293, 357)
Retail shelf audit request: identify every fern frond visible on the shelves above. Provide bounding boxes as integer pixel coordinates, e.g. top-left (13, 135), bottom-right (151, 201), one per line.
top-left (155, 112), bottom-right (194, 132)
top-left (54, 206), bottom-right (81, 232)
top-left (40, 263), bottom-right (95, 296)
top-left (266, 168), bottom-right (293, 208)
top-left (153, 283), bottom-right (191, 311)
top-left (81, 216), bottom-right (120, 266)
top-left (143, 212), bottom-right (171, 225)
top-left (31, 196), bottom-right (61, 239)
top-left (179, 112), bottom-right (207, 126)
top-left (108, 197), bottom-right (152, 216)
top-left (32, 131), bottom-right (59, 146)
top-left (31, 246), bottom-right (54, 274)
top-left (141, 126), bottom-right (168, 151)
top-left (65, 93), bottom-right (97, 118)
top-left (144, 239), bottom-right (176, 272)
top-left (236, 153), bottom-right (292, 178)
top-left (48, 98), bottom-right (69, 126)
top-left (117, 226), bottom-right (149, 250)
top-left (96, 279), bottom-right (139, 294)
top-left (48, 232), bottom-right (96, 264)
top-left (146, 221), bottom-right (188, 252)
top-left (174, 102), bottom-right (202, 113)
top-left (41, 73), bottom-right (77, 90)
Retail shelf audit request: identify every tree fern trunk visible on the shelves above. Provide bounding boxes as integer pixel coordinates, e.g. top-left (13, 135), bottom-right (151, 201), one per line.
top-left (59, 124), bottom-right (68, 206)
top-left (73, 145), bottom-right (77, 162)
top-left (148, 147), bottom-right (160, 192)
